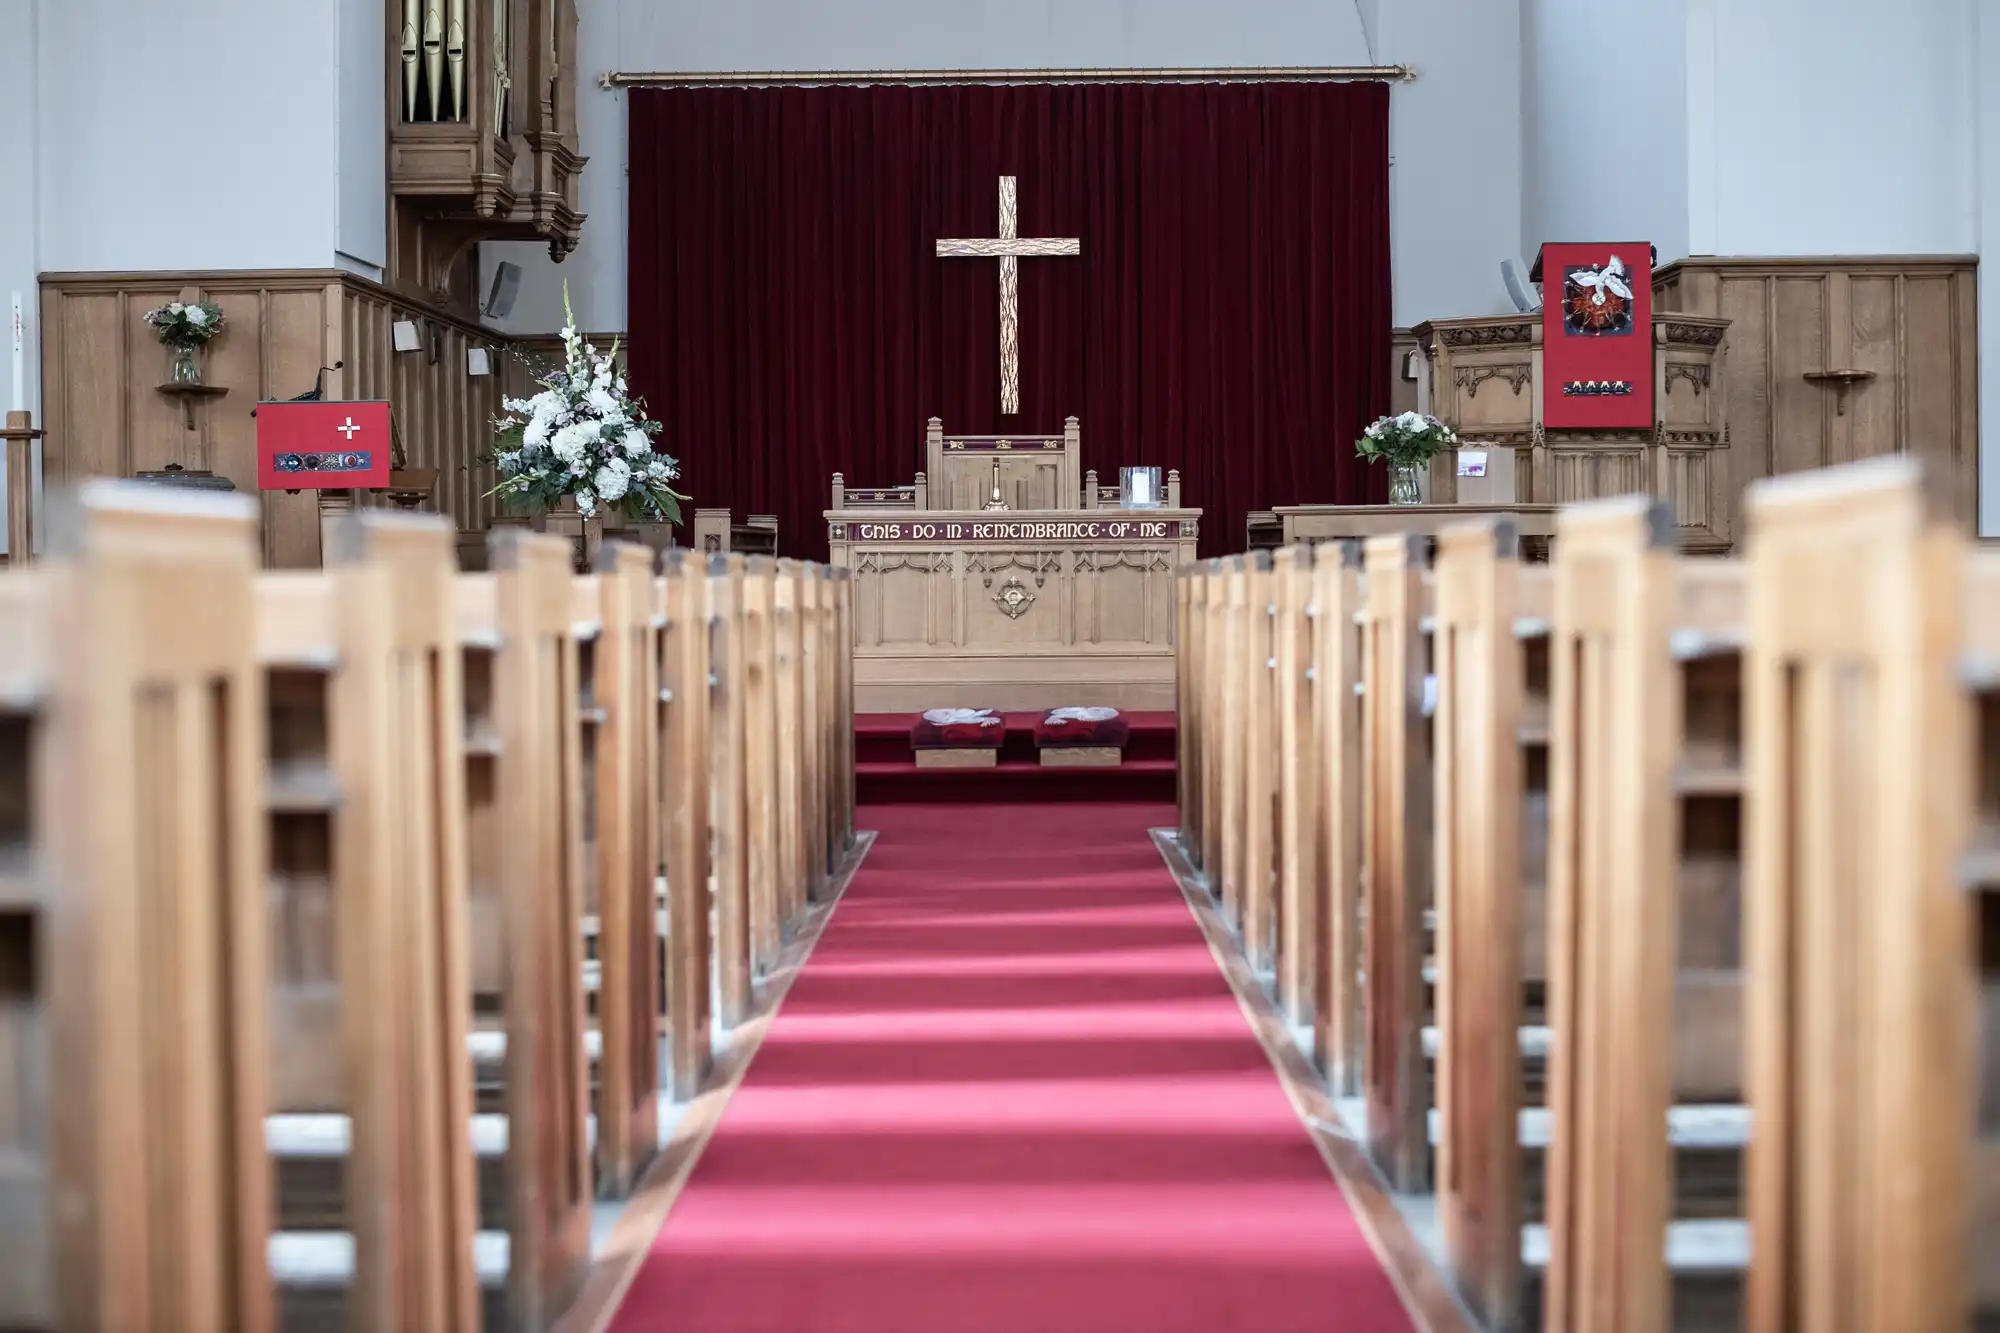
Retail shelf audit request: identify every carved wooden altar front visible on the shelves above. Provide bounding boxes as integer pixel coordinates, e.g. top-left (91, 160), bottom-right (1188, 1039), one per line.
top-left (827, 419), bottom-right (1199, 712)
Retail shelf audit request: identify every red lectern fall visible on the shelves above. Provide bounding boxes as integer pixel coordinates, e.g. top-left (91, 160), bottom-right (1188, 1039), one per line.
top-left (1532, 242), bottom-right (1654, 431)
top-left (255, 399), bottom-right (392, 490)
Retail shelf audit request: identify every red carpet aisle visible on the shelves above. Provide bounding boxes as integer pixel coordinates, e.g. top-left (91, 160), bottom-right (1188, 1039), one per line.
top-left (606, 803), bottom-right (1415, 1333)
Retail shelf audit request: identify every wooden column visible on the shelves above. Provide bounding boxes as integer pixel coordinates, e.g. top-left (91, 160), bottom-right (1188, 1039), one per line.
top-left (1, 412), bottom-right (40, 566)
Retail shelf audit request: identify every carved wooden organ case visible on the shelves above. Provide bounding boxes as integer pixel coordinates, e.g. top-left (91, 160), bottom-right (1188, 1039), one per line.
top-left (389, 0), bottom-right (586, 311)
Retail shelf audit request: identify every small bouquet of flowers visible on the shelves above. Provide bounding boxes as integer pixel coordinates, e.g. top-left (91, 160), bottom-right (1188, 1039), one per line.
top-left (487, 287), bottom-right (684, 523)
top-left (1355, 411), bottom-right (1458, 503)
top-left (143, 299), bottom-right (225, 349)
top-left (144, 299), bottom-right (226, 383)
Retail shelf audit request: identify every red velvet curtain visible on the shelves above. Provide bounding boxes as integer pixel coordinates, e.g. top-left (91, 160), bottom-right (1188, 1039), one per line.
top-left (627, 81), bottom-right (1391, 559)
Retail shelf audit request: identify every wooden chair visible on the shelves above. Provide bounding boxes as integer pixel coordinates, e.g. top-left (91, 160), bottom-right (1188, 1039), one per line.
top-left (8, 483), bottom-right (275, 1331)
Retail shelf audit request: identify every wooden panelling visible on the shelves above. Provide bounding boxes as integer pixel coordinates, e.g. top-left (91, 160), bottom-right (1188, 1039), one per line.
top-left (1655, 256), bottom-right (1980, 530)
top-left (39, 270), bottom-right (513, 569)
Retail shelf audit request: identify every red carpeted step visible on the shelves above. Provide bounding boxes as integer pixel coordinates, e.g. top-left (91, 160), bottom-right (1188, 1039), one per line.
top-left (852, 704), bottom-right (1176, 780)
top-left (856, 756), bottom-right (1177, 805)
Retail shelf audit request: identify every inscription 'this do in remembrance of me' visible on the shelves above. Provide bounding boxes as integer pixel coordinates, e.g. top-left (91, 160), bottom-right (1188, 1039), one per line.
top-left (842, 519), bottom-right (1177, 542)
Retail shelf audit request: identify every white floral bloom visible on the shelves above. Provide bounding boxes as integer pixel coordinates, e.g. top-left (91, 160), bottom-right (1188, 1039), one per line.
top-left (646, 458), bottom-right (670, 480)
top-left (185, 306), bottom-right (208, 327)
top-left (551, 421), bottom-right (597, 462)
top-left (575, 489), bottom-right (596, 517)
top-left (168, 301), bottom-right (185, 314)
top-left (586, 385), bottom-right (619, 417)
top-left (523, 415), bottom-right (550, 448)
top-left (595, 459), bottom-right (631, 501)
top-left (621, 428), bottom-right (652, 458)
top-left (1398, 410), bottom-right (1422, 428)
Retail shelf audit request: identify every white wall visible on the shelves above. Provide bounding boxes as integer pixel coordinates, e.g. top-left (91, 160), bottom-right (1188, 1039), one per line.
top-left (483, 0), bottom-right (1530, 336)
top-left (1520, 0), bottom-right (1689, 264)
top-left (1687, 0), bottom-right (1977, 257)
top-left (336, 0), bottom-right (387, 276)
top-left (37, 0), bottom-right (347, 273)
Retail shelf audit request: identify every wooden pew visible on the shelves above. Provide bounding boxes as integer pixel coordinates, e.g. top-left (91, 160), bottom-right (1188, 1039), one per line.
top-left (831, 566), bottom-right (856, 860)
top-left (1961, 544), bottom-right (2000, 1333)
top-left (1541, 498), bottom-right (1748, 1333)
top-left (459, 529), bottom-right (595, 1328)
top-left (588, 542), bottom-right (664, 1196)
top-left (1200, 558), bottom-right (1226, 884)
top-left (709, 552), bottom-right (753, 1027)
top-left (774, 560), bottom-right (806, 927)
top-left (660, 549), bottom-right (714, 1099)
top-left (1220, 556), bottom-right (1248, 927)
top-left (1311, 540), bottom-right (1367, 1095)
top-left (0, 482), bottom-right (275, 1331)
top-left (1241, 551), bottom-right (1278, 972)
top-left (259, 512), bottom-right (485, 1333)
top-left (1360, 532), bottom-right (1433, 1191)
top-left (1429, 518), bottom-right (1527, 1327)
top-left (743, 556), bottom-right (783, 974)
top-left (1273, 544), bottom-right (1317, 1026)
top-left (1176, 562), bottom-right (1205, 868)
top-left (1741, 457), bottom-right (1978, 1333)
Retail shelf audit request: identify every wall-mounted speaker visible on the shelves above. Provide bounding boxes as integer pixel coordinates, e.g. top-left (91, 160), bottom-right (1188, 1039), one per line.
top-left (392, 319), bottom-right (421, 353)
top-left (1502, 258), bottom-right (1542, 313)
top-left (467, 347), bottom-right (493, 377)
top-left (483, 261), bottom-right (522, 320)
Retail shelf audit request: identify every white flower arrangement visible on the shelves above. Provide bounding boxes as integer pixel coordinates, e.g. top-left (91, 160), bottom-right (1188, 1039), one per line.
top-left (1356, 410), bottom-right (1457, 470)
top-left (487, 287), bottom-right (684, 523)
top-left (143, 299), bottom-right (225, 349)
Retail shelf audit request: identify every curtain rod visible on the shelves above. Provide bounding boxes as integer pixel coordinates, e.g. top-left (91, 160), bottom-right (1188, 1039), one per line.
top-left (599, 65), bottom-right (1416, 90)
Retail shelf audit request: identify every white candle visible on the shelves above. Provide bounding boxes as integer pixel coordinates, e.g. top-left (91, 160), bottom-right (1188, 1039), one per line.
top-left (1132, 470), bottom-right (1151, 504)
top-left (9, 293), bottom-right (22, 414)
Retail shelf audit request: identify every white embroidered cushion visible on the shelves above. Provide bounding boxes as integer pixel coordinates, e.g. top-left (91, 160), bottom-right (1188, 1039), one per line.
top-left (921, 708), bottom-right (1000, 726)
top-left (1045, 707), bottom-right (1120, 725)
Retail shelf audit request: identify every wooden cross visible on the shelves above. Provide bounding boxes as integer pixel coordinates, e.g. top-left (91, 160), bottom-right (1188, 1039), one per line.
top-left (936, 176), bottom-right (1080, 415)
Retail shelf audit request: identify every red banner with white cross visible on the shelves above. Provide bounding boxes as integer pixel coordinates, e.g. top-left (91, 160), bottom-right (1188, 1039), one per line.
top-left (255, 399), bottom-right (393, 490)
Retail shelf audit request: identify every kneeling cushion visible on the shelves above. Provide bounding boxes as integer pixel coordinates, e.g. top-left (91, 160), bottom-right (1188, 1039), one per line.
top-left (1034, 706), bottom-right (1129, 749)
top-left (911, 707), bottom-right (1005, 750)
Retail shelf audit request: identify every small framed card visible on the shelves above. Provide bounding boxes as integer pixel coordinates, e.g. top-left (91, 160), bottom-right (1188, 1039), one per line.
top-left (1457, 450), bottom-right (1488, 478)
top-left (1120, 466), bottom-right (1163, 509)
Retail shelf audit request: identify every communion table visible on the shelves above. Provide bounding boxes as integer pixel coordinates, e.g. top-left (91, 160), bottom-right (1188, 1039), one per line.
top-left (827, 418), bottom-right (1199, 712)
